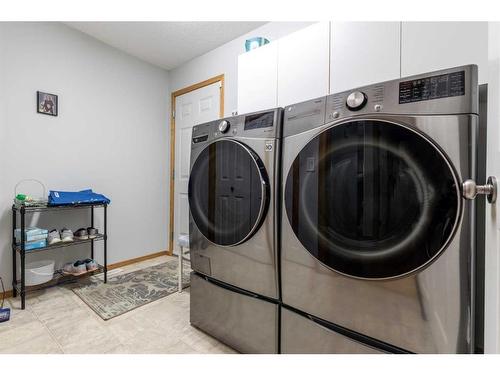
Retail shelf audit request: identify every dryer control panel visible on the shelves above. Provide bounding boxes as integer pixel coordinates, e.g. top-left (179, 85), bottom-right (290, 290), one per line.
top-left (399, 70), bottom-right (466, 104)
top-left (283, 64), bottom-right (478, 138)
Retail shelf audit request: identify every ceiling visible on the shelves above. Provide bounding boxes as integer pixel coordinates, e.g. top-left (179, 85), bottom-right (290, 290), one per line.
top-left (66, 22), bottom-right (267, 70)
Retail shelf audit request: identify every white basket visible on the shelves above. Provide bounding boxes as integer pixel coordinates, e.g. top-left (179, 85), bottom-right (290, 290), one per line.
top-left (14, 179), bottom-right (48, 207)
top-left (25, 260), bottom-right (55, 286)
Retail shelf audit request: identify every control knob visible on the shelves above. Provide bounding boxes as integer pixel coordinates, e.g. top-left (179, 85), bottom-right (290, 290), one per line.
top-left (218, 120), bottom-right (230, 133)
top-left (346, 91), bottom-right (368, 111)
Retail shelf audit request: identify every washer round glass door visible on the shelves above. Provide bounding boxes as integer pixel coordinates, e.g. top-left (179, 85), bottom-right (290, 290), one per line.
top-left (284, 120), bottom-right (461, 279)
top-left (189, 139), bottom-right (270, 246)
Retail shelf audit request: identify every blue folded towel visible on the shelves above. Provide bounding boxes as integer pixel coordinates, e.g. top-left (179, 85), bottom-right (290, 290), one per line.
top-left (48, 189), bottom-right (110, 206)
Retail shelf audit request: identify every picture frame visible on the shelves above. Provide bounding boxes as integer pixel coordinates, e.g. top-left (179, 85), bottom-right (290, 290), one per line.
top-left (37, 91), bottom-right (58, 116)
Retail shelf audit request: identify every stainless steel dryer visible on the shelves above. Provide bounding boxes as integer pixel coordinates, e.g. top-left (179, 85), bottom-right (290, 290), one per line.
top-left (280, 65), bottom-right (493, 354)
top-left (188, 108), bottom-right (282, 353)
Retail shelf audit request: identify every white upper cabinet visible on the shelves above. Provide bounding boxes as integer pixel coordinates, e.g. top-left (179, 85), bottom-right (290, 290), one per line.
top-left (238, 22), bottom-right (488, 115)
top-left (277, 22), bottom-right (330, 107)
top-left (401, 22), bottom-right (488, 84)
top-left (330, 22), bottom-right (401, 93)
top-left (237, 41), bottom-right (278, 114)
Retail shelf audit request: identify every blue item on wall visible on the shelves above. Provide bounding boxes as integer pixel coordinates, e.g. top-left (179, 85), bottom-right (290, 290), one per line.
top-left (48, 189), bottom-right (111, 206)
top-left (245, 37), bottom-right (270, 52)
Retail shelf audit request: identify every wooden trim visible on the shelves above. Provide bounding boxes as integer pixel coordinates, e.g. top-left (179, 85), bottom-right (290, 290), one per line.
top-left (3, 251), bottom-right (170, 298)
top-left (168, 74), bottom-right (225, 255)
top-left (4, 289), bottom-right (13, 299)
top-left (107, 250), bottom-right (169, 270)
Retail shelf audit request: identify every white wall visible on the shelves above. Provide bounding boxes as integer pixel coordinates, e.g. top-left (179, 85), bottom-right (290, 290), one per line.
top-left (0, 22), bottom-right (170, 288)
top-left (169, 22), bottom-right (313, 116)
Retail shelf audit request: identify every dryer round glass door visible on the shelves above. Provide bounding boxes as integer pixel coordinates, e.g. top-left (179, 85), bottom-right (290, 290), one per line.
top-left (189, 139), bottom-right (270, 246)
top-left (284, 120), bottom-right (461, 279)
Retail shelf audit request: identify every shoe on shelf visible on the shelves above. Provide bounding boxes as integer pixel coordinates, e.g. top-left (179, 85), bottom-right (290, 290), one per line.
top-left (74, 228), bottom-right (89, 240)
top-left (87, 227), bottom-right (98, 239)
top-left (61, 228), bottom-right (74, 242)
top-left (84, 258), bottom-right (98, 271)
top-left (62, 261), bottom-right (86, 275)
top-left (47, 229), bottom-right (62, 245)
top-left (73, 260), bottom-right (87, 274)
top-left (62, 262), bottom-right (74, 274)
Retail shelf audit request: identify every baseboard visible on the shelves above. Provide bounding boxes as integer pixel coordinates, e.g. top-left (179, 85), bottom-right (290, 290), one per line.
top-left (3, 289), bottom-right (14, 299)
top-left (107, 250), bottom-right (170, 270)
top-left (3, 250), bottom-right (170, 299)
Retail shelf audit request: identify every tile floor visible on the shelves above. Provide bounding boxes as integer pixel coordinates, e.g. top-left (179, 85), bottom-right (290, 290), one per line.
top-left (0, 255), bottom-right (237, 354)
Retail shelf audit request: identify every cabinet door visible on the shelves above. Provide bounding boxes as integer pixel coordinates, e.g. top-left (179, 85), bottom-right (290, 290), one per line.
top-left (330, 22), bottom-right (401, 93)
top-left (401, 22), bottom-right (488, 84)
top-left (237, 42), bottom-right (278, 114)
top-left (277, 22), bottom-right (330, 107)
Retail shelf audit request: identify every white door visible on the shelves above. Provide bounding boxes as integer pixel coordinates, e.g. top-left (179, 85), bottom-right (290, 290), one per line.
top-left (237, 41), bottom-right (278, 114)
top-left (330, 22), bottom-right (401, 93)
top-left (173, 82), bottom-right (221, 255)
top-left (485, 22), bottom-right (500, 353)
top-left (277, 22), bottom-right (330, 107)
top-left (401, 22), bottom-right (488, 84)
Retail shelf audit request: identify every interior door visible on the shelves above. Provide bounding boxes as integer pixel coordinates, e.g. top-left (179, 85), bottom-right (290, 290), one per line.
top-left (174, 81), bottom-right (221, 255)
top-left (485, 22), bottom-right (500, 354)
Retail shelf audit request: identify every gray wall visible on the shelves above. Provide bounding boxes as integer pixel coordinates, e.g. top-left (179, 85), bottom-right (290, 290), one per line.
top-left (169, 22), bottom-right (313, 116)
top-left (0, 21), bottom-right (309, 289)
top-left (0, 22), bottom-right (170, 287)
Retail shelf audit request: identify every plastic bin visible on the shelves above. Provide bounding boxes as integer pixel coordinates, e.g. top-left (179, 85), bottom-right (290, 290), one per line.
top-left (25, 260), bottom-right (55, 286)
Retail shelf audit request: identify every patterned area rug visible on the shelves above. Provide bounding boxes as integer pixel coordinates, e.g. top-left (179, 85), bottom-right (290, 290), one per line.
top-left (72, 258), bottom-right (191, 320)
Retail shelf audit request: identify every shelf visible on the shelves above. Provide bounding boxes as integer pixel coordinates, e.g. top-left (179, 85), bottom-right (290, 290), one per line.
top-left (14, 265), bottom-right (104, 294)
top-left (14, 234), bottom-right (105, 254)
top-left (12, 203), bottom-right (107, 213)
top-left (12, 197), bottom-right (108, 309)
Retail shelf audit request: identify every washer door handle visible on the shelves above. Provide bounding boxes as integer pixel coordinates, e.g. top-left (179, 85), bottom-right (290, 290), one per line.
top-left (462, 176), bottom-right (497, 203)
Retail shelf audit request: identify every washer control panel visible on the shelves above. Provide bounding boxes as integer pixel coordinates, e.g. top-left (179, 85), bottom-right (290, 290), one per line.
top-left (244, 111), bottom-right (275, 131)
top-left (192, 108), bottom-right (283, 144)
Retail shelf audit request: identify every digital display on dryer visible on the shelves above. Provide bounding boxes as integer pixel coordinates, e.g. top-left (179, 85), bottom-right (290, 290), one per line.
top-left (399, 70), bottom-right (465, 104)
top-left (244, 111), bottom-right (274, 130)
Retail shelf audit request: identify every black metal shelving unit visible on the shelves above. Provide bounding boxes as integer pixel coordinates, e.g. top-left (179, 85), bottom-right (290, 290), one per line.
top-left (11, 203), bottom-right (108, 309)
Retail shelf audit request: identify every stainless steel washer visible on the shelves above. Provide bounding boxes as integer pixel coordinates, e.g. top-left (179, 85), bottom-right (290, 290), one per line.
top-left (188, 108), bottom-right (282, 353)
top-left (280, 65), bottom-right (491, 353)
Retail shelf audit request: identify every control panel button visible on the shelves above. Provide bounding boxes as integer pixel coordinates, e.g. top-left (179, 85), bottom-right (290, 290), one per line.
top-left (346, 91), bottom-right (367, 111)
top-left (374, 104), bottom-right (382, 112)
top-left (328, 111), bottom-right (340, 121)
top-left (218, 120), bottom-right (230, 133)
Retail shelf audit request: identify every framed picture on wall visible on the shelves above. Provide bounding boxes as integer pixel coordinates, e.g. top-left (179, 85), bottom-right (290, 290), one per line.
top-left (37, 91), bottom-right (58, 116)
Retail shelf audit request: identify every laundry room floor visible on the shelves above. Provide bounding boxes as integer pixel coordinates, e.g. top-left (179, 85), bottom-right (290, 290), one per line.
top-left (0, 255), bottom-right (236, 354)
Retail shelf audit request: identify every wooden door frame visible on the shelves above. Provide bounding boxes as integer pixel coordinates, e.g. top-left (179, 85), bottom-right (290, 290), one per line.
top-left (168, 74), bottom-right (225, 255)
